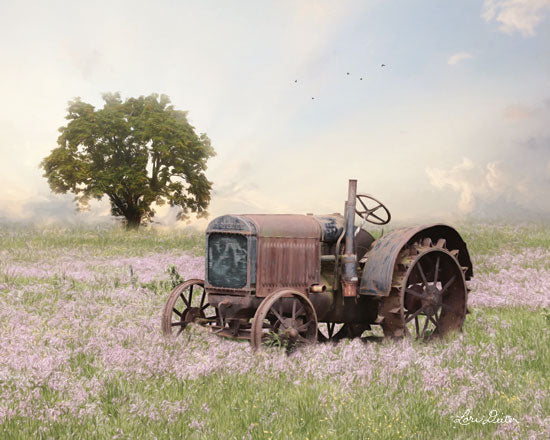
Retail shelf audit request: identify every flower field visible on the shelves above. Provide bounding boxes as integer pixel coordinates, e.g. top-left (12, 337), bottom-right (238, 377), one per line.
top-left (0, 224), bottom-right (549, 439)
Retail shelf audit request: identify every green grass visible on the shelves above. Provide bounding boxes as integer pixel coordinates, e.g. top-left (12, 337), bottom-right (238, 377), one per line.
top-left (1, 223), bottom-right (549, 439)
top-left (0, 223), bottom-right (204, 260)
top-left (458, 222), bottom-right (550, 255)
top-left (1, 307), bottom-right (547, 439)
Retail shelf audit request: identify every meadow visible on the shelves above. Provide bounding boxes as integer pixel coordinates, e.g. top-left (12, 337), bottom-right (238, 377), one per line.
top-left (0, 223), bottom-right (549, 439)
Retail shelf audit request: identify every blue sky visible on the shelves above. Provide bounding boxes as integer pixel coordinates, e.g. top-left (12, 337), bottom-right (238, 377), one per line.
top-left (0, 0), bottom-right (549, 227)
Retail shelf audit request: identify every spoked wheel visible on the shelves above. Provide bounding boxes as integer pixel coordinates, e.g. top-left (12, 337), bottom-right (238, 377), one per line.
top-left (379, 239), bottom-right (467, 340)
top-left (161, 279), bottom-right (218, 337)
top-left (251, 289), bottom-right (317, 351)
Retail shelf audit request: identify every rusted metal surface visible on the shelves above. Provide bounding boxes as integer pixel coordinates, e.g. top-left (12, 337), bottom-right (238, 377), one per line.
top-left (377, 241), bottom-right (468, 339)
top-left (360, 224), bottom-right (473, 296)
top-left (254, 237), bottom-right (320, 297)
top-left (243, 214), bottom-right (322, 298)
top-left (342, 180), bottom-right (358, 297)
top-left (344, 180), bottom-right (358, 258)
top-left (309, 284), bottom-right (326, 293)
top-left (355, 193), bottom-right (391, 225)
top-left (206, 214), bottom-right (258, 234)
top-left (161, 280), bottom-right (218, 337)
top-left (250, 289), bottom-right (318, 351)
top-left (312, 214), bottom-right (344, 243)
top-left (245, 214), bottom-right (321, 239)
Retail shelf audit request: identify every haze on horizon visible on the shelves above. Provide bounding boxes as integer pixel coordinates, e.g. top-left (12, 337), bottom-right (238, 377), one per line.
top-left (1, 0), bottom-right (549, 229)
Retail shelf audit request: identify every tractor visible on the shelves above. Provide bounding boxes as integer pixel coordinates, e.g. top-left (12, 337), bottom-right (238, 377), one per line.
top-left (162, 180), bottom-right (472, 349)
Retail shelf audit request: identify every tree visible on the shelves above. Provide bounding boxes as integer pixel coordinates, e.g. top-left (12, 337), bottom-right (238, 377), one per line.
top-left (41, 93), bottom-right (215, 229)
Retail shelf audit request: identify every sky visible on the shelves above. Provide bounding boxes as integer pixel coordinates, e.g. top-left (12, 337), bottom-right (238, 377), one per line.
top-left (0, 0), bottom-right (549, 228)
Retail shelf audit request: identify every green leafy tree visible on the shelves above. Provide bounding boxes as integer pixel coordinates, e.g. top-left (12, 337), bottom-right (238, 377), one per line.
top-left (41, 93), bottom-right (215, 229)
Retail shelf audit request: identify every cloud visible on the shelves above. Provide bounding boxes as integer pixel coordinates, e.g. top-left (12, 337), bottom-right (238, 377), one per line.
top-left (426, 133), bottom-right (550, 220)
top-left (482, 0), bottom-right (550, 36)
top-left (447, 52), bottom-right (473, 66)
top-left (426, 158), bottom-right (522, 214)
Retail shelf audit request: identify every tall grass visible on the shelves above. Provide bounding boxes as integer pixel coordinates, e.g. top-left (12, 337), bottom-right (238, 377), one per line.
top-left (0, 224), bottom-right (204, 260)
top-left (0, 223), bottom-right (548, 439)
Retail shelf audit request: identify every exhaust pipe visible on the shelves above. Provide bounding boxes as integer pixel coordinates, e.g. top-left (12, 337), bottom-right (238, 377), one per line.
top-left (342, 179), bottom-right (358, 297)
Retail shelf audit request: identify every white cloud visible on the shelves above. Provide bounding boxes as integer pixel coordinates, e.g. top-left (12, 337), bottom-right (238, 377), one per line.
top-left (482, 0), bottom-right (550, 36)
top-left (447, 52), bottom-right (473, 65)
top-left (426, 158), bottom-right (519, 214)
top-left (485, 161), bottom-right (507, 191)
top-left (427, 158), bottom-right (478, 213)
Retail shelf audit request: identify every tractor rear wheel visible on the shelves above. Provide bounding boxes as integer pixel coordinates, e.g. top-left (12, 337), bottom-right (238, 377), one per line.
top-left (378, 239), bottom-right (468, 340)
top-left (251, 289), bottom-right (318, 351)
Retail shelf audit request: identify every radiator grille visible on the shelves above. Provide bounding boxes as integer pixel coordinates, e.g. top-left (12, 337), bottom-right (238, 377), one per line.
top-left (256, 237), bottom-right (320, 296)
top-left (207, 233), bottom-right (248, 289)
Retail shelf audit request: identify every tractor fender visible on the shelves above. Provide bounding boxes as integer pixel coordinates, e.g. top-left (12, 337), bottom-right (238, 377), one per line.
top-left (359, 224), bottom-right (473, 296)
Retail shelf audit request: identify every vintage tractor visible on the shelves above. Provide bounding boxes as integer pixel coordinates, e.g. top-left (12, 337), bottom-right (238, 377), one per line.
top-left (162, 180), bottom-right (473, 349)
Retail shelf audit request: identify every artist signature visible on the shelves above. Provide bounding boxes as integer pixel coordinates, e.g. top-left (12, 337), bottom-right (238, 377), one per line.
top-left (452, 409), bottom-right (519, 426)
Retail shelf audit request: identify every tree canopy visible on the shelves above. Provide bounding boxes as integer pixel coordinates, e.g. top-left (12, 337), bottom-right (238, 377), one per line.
top-left (41, 93), bottom-right (215, 228)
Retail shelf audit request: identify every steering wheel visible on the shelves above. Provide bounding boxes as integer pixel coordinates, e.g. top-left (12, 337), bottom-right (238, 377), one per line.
top-left (355, 193), bottom-right (391, 225)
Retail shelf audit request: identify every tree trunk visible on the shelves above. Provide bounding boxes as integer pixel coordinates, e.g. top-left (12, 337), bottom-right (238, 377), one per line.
top-left (126, 213), bottom-right (142, 230)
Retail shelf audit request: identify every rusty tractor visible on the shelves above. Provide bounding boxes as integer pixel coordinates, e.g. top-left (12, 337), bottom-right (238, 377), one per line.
top-left (162, 180), bottom-right (473, 350)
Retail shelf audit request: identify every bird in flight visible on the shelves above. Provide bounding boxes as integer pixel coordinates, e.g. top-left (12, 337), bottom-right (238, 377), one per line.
top-left (346, 72), bottom-right (350, 75)
top-left (381, 64), bottom-right (386, 67)
top-left (294, 80), bottom-right (297, 83)
top-left (360, 77), bottom-right (363, 80)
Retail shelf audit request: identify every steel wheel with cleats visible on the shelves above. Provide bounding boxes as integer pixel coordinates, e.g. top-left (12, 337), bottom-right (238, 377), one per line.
top-left (161, 279), bottom-right (218, 337)
top-left (379, 238), bottom-right (467, 340)
top-left (251, 289), bottom-right (317, 351)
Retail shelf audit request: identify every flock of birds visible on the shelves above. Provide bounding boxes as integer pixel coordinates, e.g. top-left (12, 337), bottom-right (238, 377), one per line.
top-left (294, 64), bottom-right (387, 100)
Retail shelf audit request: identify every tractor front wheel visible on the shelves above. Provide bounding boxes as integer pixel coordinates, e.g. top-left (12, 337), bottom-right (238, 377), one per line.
top-left (161, 279), bottom-right (218, 337)
top-left (251, 289), bottom-right (318, 351)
